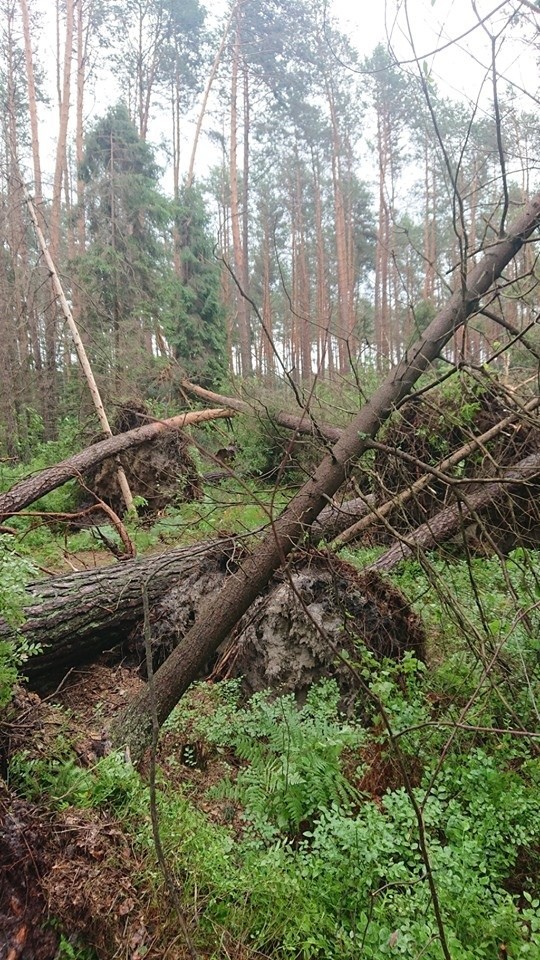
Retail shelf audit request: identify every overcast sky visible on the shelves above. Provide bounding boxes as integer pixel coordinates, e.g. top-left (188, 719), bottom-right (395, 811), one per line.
top-left (332, 0), bottom-right (538, 110)
top-left (34, 0), bottom-right (539, 189)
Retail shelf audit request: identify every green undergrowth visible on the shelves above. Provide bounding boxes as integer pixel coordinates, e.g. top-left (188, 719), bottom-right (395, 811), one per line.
top-left (3, 480), bottom-right (540, 958)
top-left (2, 473), bottom-right (293, 566)
top-left (0, 536), bottom-right (41, 707)
top-left (9, 658), bottom-right (540, 959)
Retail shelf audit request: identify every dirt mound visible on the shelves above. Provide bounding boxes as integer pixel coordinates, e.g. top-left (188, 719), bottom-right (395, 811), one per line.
top-left (0, 675), bottom-right (191, 960)
top-left (368, 377), bottom-right (540, 550)
top-left (215, 553), bottom-right (424, 710)
top-left (0, 782), bottom-right (173, 960)
top-left (87, 400), bottom-right (203, 516)
top-left (148, 550), bottom-right (425, 707)
top-left (0, 785), bottom-right (59, 960)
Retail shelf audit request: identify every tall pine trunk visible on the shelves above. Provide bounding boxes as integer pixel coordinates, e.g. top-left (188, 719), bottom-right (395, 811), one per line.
top-left (229, 21), bottom-right (251, 376)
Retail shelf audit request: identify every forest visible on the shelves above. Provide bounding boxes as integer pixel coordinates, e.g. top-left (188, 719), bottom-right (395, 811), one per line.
top-left (1, 0), bottom-right (540, 957)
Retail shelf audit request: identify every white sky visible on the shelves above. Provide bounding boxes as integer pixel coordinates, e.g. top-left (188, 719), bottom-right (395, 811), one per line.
top-left (333, 0), bottom-right (538, 105)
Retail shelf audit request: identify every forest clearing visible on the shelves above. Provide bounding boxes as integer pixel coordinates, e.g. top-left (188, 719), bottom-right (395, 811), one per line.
top-left (1, 0), bottom-right (540, 958)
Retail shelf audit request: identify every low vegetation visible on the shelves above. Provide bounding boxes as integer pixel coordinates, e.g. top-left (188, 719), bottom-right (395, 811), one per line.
top-left (2, 489), bottom-right (540, 957)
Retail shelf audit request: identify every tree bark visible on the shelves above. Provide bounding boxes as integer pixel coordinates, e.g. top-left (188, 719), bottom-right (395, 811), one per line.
top-left (369, 449), bottom-right (540, 572)
top-left (229, 14), bottom-right (251, 376)
top-left (11, 498), bottom-right (372, 682)
top-left (0, 408), bottom-right (234, 524)
top-left (109, 192), bottom-right (540, 759)
top-left (186, 2), bottom-right (236, 189)
top-left (15, 541), bottom-right (234, 683)
top-left (19, 0), bottom-right (43, 205)
top-left (44, 0), bottom-right (74, 438)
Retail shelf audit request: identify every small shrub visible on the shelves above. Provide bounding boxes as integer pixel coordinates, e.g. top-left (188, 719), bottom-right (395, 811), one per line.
top-left (0, 538), bottom-right (40, 707)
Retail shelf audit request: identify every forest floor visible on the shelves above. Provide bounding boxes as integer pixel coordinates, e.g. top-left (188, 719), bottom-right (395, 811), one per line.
top-left (2, 659), bottom-right (226, 960)
top-left (1, 646), bottom-right (414, 960)
top-left (2, 432), bottom-right (540, 958)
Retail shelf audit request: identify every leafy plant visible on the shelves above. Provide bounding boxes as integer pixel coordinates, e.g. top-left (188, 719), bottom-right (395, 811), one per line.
top-left (0, 538), bottom-right (40, 707)
top-left (168, 679), bottom-right (364, 839)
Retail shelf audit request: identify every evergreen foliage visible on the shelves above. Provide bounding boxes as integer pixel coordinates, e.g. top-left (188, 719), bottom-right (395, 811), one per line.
top-left (166, 184), bottom-right (227, 385)
top-left (0, 538), bottom-right (39, 707)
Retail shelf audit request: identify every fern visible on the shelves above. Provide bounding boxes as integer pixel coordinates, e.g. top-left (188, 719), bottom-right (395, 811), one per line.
top-left (201, 680), bottom-right (364, 839)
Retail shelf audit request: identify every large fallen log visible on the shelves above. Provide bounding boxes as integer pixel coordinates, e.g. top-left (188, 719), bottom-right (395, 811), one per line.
top-left (110, 192), bottom-right (540, 759)
top-left (6, 498), bottom-right (373, 683)
top-left (187, 379), bottom-right (540, 554)
top-left (0, 408), bottom-right (234, 523)
top-left (369, 450), bottom-right (540, 571)
top-left (12, 541), bottom-right (232, 683)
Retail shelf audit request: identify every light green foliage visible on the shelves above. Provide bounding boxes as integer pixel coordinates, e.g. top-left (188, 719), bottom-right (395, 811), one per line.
top-left (9, 746), bottom-right (141, 812)
top-left (395, 549), bottom-right (540, 666)
top-left (153, 478), bottom-right (291, 542)
top-left (0, 538), bottom-right (40, 707)
top-left (168, 679), bottom-right (363, 839)
top-left (50, 931), bottom-right (97, 960)
top-left (159, 673), bottom-right (539, 958)
top-left (11, 666), bottom-right (540, 958)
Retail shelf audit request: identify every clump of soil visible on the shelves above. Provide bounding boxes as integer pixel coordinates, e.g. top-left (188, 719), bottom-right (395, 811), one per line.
top-left (218, 551), bottom-right (425, 710)
top-left (0, 780), bottom-right (177, 960)
top-left (0, 785), bottom-right (59, 960)
top-left (86, 400), bottom-right (203, 516)
top-left (0, 672), bottom-right (195, 960)
top-left (42, 808), bottom-right (161, 960)
top-left (367, 377), bottom-right (540, 551)
top-left (147, 549), bottom-right (424, 708)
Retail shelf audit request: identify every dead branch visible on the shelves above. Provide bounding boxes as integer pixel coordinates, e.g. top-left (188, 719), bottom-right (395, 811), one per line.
top-left (369, 449), bottom-right (540, 571)
top-left (332, 394), bottom-right (540, 549)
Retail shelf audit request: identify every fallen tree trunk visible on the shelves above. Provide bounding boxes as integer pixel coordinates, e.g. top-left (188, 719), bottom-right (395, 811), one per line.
top-left (109, 192), bottom-right (540, 759)
top-left (0, 407), bottom-right (234, 523)
top-left (189, 379), bottom-right (540, 553)
top-left (182, 379), bottom-right (342, 442)
top-left (10, 498), bottom-right (373, 682)
top-left (369, 450), bottom-right (540, 571)
top-left (14, 541), bottom-right (234, 682)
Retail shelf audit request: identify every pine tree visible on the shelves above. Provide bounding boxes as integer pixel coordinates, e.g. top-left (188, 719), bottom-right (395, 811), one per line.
top-left (76, 104), bottom-right (172, 393)
top-left (166, 184), bottom-right (227, 385)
